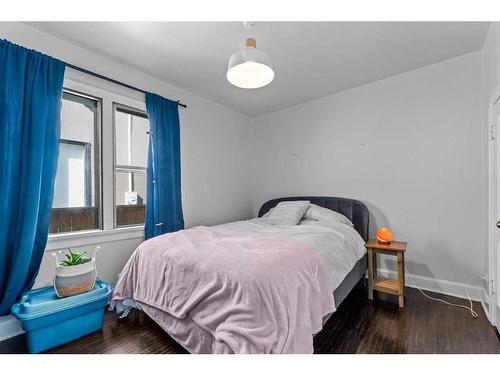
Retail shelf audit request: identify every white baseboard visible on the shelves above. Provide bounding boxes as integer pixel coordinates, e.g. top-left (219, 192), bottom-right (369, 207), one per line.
top-left (0, 315), bottom-right (24, 341)
top-left (376, 268), bottom-right (484, 302)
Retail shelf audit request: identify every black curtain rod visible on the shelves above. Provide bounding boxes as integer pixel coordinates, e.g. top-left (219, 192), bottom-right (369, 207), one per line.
top-left (66, 63), bottom-right (187, 108)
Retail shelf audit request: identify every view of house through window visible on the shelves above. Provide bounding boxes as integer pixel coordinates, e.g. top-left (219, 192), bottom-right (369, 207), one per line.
top-left (50, 91), bottom-right (100, 234)
top-left (114, 104), bottom-right (149, 227)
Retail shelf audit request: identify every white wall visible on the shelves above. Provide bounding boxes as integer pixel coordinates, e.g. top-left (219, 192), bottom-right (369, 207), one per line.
top-left (482, 22), bottom-right (500, 326)
top-left (253, 52), bottom-right (484, 294)
top-left (483, 24), bottom-right (500, 102)
top-left (0, 22), bottom-right (254, 288)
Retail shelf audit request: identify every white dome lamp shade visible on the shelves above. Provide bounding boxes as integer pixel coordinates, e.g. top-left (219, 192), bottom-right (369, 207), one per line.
top-left (227, 37), bottom-right (275, 89)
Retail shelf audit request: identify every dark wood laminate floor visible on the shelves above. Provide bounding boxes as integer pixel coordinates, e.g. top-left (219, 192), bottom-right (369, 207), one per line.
top-left (1, 284), bottom-right (499, 354)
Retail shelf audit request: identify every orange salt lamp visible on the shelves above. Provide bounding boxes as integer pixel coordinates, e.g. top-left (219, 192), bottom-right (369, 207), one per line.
top-left (376, 227), bottom-right (393, 244)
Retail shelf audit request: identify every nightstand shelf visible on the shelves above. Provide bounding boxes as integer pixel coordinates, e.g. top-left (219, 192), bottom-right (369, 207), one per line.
top-left (365, 239), bottom-right (407, 308)
top-left (373, 277), bottom-right (400, 295)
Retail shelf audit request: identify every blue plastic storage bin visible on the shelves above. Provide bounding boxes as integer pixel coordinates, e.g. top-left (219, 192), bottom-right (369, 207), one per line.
top-left (11, 279), bottom-right (112, 353)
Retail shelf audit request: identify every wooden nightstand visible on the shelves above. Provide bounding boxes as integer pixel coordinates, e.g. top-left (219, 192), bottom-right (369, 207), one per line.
top-left (365, 239), bottom-right (407, 308)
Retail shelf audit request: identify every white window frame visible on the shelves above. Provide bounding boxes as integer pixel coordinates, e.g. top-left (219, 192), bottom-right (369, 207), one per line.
top-left (46, 70), bottom-right (147, 251)
top-left (50, 89), bottom-right (102, 234)
top-left (112, 102), bottom-right (149, 229)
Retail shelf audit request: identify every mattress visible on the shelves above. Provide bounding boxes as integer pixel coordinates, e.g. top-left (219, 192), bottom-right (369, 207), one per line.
top-left (333, 254), bottom-right (367, 307)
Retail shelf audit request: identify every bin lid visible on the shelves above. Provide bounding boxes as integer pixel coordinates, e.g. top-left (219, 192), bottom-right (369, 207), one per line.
top-left (11, 279), bottom-right (112, 320)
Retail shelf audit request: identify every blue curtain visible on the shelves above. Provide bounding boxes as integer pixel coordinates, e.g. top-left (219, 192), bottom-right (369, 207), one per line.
top-left (145, 93), bottom-right (184, 239)
top-left (0, 40), bottom-right (65, 315)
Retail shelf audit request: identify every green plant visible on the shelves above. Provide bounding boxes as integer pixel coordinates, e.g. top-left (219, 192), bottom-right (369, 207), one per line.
top-left (59, 249), bottom-right (89, 267)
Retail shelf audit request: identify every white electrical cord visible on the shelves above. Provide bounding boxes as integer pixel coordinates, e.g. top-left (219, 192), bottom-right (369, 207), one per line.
top-left (404, 269), bottom-right (479, 318)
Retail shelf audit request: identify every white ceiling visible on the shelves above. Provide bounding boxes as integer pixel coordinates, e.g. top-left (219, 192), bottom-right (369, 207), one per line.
top-left (26, 22), bottom-right (489, 117)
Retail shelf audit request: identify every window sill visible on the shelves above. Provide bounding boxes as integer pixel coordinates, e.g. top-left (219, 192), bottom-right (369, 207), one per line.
top-left (45, 226), bottom-right (145, 252)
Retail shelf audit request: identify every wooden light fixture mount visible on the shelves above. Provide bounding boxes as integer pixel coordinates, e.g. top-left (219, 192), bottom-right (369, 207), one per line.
top-left (245, 37), bottom-right (257, 48)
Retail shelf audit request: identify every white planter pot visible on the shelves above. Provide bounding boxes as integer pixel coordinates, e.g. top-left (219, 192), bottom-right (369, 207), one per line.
top-left (51, 247), bottom-right (100, 298)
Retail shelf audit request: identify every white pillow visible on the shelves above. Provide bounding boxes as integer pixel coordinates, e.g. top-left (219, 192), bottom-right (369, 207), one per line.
top-left (303, 204), bottom-right (354, 227)
top-left (261, 208), bottom-right (273, 218)
top-left (298, 218), bottom-right (317, 225)
top-left (266, 201), bottom-right (310, 225)
top-left (299, 218), bottom-right (342, 230)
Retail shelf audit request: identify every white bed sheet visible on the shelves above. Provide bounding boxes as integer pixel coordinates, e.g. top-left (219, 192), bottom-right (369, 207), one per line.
top-left (214, 218), bottom-right (366, 292)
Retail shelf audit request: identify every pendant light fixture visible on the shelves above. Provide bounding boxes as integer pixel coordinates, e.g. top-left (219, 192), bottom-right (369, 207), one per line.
top-left (227, 22), bottom-right (275, 89)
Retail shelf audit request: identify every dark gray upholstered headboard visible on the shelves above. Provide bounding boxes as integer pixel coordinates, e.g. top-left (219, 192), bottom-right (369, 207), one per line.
top-left (258, 196), bottom-right (369, 241)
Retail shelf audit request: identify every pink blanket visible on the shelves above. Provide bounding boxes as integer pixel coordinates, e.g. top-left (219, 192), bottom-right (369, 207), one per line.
top-left (111, 226), bottom-right (334, 353)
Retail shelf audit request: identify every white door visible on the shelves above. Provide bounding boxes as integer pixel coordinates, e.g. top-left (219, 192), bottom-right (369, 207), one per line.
top-left (489, 94), bottom-right (500, 327)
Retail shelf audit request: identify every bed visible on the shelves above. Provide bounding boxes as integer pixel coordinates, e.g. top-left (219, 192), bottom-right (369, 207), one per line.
top-left (111, 196), bottom-right (369, 354)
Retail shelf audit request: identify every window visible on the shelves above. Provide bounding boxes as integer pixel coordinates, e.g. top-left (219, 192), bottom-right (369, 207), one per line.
top-left (50, 91), bottom-right (101, 234)
top-left (113, 104), bottom-right (150, 227)
top-left (46, 76), bottom-right (150, 246)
